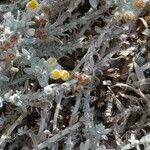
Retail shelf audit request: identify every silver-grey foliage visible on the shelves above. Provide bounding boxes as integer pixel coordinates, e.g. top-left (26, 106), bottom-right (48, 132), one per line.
top-left (0, 0), bottom-right (150, 149)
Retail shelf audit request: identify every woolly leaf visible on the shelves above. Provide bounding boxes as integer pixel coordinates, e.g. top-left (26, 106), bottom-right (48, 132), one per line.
top-left (89, 0), bottom-right (98, 9)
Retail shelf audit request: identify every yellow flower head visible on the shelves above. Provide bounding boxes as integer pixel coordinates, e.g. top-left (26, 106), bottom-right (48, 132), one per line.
top-left (50, 69), bottom-right (61, 80)
top-left (124, 11), bottom-right (135, 22)
top-left (47, 57), bottom-right (57, 66)
top-left (114, 11), bottom-right (123, 22)
top-left (61, 70), bottom-right (70, 81)
top-left (27, 0), bottom-right (39, 11)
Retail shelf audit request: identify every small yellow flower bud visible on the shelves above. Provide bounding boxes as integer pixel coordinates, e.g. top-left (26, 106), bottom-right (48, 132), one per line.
top-left (124, 11), bottom-right (135, 22)
top-left (61, 70), bottom-right (70, 81)
top-left (2, 40), bottom-right (12, 50)
top-left (47, 57), bottom-right (57, 66)
top-left (133, 0), bottom-right (145, 9)
top-left (114, 11), bottom-right (123, 22)
top-left (50, 69), bottom-right (61, 80)
top-left (26, 0), bottom-right (39, 11)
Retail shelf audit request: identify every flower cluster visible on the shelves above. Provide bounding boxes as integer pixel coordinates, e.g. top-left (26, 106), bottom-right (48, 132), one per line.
top-left (50, 69), bottom-right (70, 81)
top-left (113, 0), bottom-right (146, 22)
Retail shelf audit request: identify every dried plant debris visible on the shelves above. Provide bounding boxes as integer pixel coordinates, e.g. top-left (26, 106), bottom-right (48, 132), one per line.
top-left (0, 0), bottom-right (150, 149)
